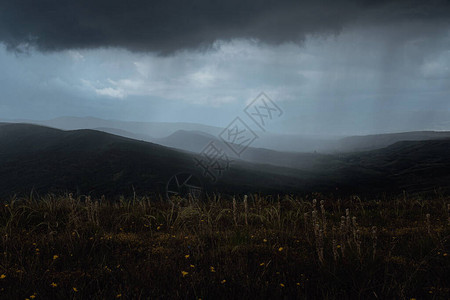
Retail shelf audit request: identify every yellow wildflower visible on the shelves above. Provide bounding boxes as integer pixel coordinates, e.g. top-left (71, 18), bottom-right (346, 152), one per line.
top-left (0, 274), bottom-right (6, 279)
top-left (280, 283), bottom-right (285, 287)
top-left (190, 264), bottom-right (195, 268)
top-left (181, 271), bottom-right (188, 277)
top-left (51, 282), bottom-right (57, 288)
top-left (210, 266), bottom-right (215, 272)
top-left (221, 279), bottom-right (226, 284)
top-left (116, 294), bottom-right (122, 298)
top-left (263, 239), bottom-right (267, 243)
top-left (278, 247), bottom-right (284, 252)
top-left (259, 262), bottom-right (265, 266)
top-left (53, 255), bottom-right (59, 260)
top-left (185, 254), bottom-right (190, 259)
top-left (73, 287), bottom-right (78, 292)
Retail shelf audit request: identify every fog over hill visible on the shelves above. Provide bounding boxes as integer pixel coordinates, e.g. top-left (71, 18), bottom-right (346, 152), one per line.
top-left (3, 117), bottom-right (450, 155)
top-left (1, 123), bottom-right (450, 198)
top-left (1, 117), bottom-right (222, 138)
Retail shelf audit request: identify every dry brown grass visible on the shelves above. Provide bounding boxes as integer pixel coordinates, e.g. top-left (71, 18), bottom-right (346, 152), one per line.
top-left (0, 193), bottom-right (449, 299)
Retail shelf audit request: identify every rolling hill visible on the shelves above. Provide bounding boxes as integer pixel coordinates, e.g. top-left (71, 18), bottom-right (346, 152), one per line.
top-left (156, 130), bottom-right (334, 170)
top-left (3, 117), bottom-right (450, 154)
top-left (335, 131), bottom-right (450, 152)
top-left (0, 123), bottom-right (320, 197)
top-left (0, 123), bottom-right (449, 198)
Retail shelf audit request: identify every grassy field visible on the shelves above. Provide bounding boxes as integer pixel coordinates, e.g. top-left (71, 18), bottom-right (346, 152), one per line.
top-left (0, 193), bottom-right (449, 299)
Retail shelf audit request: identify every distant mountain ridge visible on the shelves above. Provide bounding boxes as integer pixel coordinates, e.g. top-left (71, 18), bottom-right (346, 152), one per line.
top-left (0, 123), bottom-right (450, 197)
top-left (1, 116), bottom-right (223, 138)
top-left (0, 123), bottom-right (316, 197)
top-left (336, 131), bottom-right (450, 152)
top-left (156, 130), bottom-right (333, 170)
top-left (2, 117), bottom-right (450, 154)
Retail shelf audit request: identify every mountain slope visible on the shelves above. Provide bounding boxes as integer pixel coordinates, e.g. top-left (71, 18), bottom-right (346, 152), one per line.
top-left (0, 123), bottom-right (449, 198)
top-left (156, 130), bottom-right (336, 170)
top-left (4, 117), bottom-right (450, 153)
top-left (336, 131), bottom-right (450, 152)
top-left (342, 139), bottom-right (450, 192)
top-left (2, 117), bottom-right (223, 138)
top-left (0, 123), bottom-right (196, 196)
top-left (0, 124), bottom-right (320, 197)
top-left (155, 128), bottom-right (450, 161)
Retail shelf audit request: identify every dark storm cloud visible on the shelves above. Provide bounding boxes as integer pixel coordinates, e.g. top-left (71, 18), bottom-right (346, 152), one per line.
top-left (1, 0), bottom-right (449, 53)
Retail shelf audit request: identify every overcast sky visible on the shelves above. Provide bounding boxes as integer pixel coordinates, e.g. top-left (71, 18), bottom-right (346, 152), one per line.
top-left (0, 0), bottom-right (449, 135)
